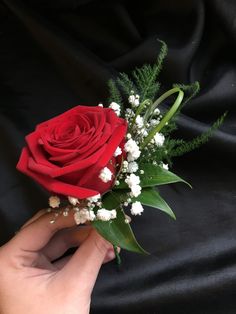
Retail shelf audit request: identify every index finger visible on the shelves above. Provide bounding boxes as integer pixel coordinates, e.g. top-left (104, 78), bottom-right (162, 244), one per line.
top-left (9, 210), bottom-right (76, 253)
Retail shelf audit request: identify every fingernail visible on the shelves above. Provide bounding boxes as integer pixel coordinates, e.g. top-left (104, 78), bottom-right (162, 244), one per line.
top-left (107, 249), bottom-right (116, 260)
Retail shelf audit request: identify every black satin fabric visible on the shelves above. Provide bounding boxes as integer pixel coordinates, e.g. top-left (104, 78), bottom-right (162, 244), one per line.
top-left (0, 0), bottom-right (236, 313)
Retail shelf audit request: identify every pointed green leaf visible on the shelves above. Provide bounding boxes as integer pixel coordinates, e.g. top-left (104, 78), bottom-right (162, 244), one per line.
top-left (92, 191), bottom-right (148, 254)
top-left (114, 165), bottom-right (191, 189)
top-left (140, 164), bottom-right (191, 187)
top-left (135, 187), bottom-right (176, 219)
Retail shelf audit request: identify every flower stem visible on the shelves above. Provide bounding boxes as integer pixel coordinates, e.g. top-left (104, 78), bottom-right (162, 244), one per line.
top-left (141, 87), bottom-right (184, 149)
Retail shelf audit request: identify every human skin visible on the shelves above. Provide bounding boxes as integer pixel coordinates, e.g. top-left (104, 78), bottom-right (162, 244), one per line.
top-left (0, 209), bottom-right (116, 314)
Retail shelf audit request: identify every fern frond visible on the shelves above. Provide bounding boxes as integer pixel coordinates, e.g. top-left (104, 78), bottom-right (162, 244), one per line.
top-left (116, 73), bottom-right (136, 97)
top-left (170, 112), bottom-right (227, 157)
top-left (106, 41), bottom-right (227, 166)
top-left (163, 138), bottom-right (186, 166)
top-left (132, 40), bottom-right (167, 101)
top-left (161, 121), bottom-right (178, 136)
top-left (108, 79), bottom-right (123, 106)
top-left (139, 137), bottom-right (184, 167)
top-left (173, 81), bottom-right (200, 108)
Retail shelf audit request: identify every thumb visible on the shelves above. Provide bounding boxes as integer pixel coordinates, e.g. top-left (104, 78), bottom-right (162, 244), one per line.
top-left (58, 229), bottom-right (115, 295)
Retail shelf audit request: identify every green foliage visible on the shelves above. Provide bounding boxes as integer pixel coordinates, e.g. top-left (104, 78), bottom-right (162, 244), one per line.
top-left (109, 43), bottom-right (225, 164)
top-left (169, 112), bottom-right (227, 157)
top-left (92, 191), bottom-right (148, 254)
top-left (139, 164), bottom-right (191, 187)
top-left (108, 79), bottom-right (123, 106)
top-left (159, 82), bottom-right (200, 134)
top-left (113, 40), bottom-right (167, 103)
top-left (161, 121), bottom-right (178, 135)
top-left (116, 73), bottom-right (136, 97)
top-left (143, 138), bottom-right (184, 166)
top-left (135, 187), bottom-right (176, 219)
top-left (114, 164), bottom-right (191, 189)
top-left (139, 110), bottom-right (226, 167)
top-left (132, 40), bottom-right (167, 102)
top-left (103, 40), bottom-right (227, 254)
top-left (141, 88), bottom-right (184, 148)
top-left (173, 81), bottom-right (200, 109)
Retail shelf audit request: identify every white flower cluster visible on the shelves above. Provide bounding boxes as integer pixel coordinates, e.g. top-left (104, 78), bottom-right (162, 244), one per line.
top-left (119, 91), bottom-right (168, 218)
top-left (99, 167), bottom-right (113, 183)
top-left (122, 160), bottom-right (139, 176)
top-left (150, 119), bottom-right (160, 126)
top-left (135, 115), bottom-right (144, 128)
top-left (162, 163), bottom-right (169, 170)
top-left (74, 208), bottom-right (96, 224)
top-left (68, 196), bottom-right (79, 206)
top-left (49, 195), bottom-right (60, 208)
top-left (124, 138), bottom-right (141, 161)
top-left (131, 201), bottom-right (144, 216)
top-left (125, 173), bottom-right (142, 198)
top-left (109, 102), bottom-right (121, 116)
top-left (113, 146), bottom-right (122, 157)
top-left (74, 207), bottom-right (117, 224)
top-left (49, 194), bottom-right (117, 224)
top-left (125, 108), bottom-right (135, 122)
top-left (128, 161), bottom-right (139, 173)
top-left (96, 208), bottom-right (117, 221)
top-left (87, 193), bottom-right (101, 203)
top-left (124, 94), bottom-right (164, 150)
top-left (128, 93), bottom-right (140, 107)
top-left (153, 132), bottom-right (165, 147)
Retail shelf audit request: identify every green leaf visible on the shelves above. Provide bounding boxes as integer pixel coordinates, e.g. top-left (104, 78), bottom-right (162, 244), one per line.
top-left (92, 191), bottom-right (148, 254)
top-left (114, 164), bottom-right (191, 189)
top-left (139, 164), bottom-right (191, 188)
top-left (135, 187), bottom-right (176, 219)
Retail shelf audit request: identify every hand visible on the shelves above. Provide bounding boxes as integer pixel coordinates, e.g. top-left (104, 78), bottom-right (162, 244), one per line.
top-left (0, 209), bottom-right (116, 314)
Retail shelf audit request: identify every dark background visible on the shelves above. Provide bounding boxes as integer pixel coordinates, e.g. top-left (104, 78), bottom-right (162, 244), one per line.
top-left (0, 0), bottom-right (236, 313)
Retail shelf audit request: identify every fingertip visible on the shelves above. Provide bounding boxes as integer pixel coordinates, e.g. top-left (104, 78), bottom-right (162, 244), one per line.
top-left (103, 249), bottom-right (116, 263)
top-left (88, 229), bottom-right (113, 256)
top-left (57, 229), bottom-right (114, 293)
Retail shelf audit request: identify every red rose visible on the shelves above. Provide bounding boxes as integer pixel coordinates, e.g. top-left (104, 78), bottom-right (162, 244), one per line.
top-left (17, 105), bottom-right (127, 199)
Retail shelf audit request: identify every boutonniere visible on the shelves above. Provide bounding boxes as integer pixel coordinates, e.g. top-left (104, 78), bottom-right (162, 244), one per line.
top-left (17, 41), bottom-right (226, 263)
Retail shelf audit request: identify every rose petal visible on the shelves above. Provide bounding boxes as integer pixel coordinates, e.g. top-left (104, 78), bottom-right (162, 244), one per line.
top-left (78, 123), bottom-right (127, 186)
top-left (16, 147), bottom-right (99, 198)
top-left (27, 144), bottom-right (106, 178)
